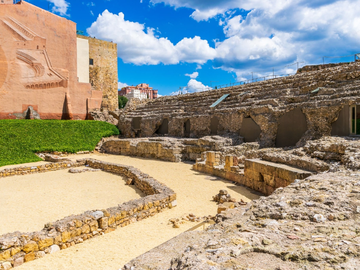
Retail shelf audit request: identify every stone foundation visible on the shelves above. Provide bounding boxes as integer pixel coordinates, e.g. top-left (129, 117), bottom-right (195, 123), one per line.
top-left (100, 136), bottom-right (239, 162)
top-left (244, 159), bottom-right (313, 195)
top-left (0, 159), bottom-right (176, 269)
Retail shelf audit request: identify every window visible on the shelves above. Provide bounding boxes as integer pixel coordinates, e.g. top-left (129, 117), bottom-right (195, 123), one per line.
top-left (89, 58), bottom-right (94, 65)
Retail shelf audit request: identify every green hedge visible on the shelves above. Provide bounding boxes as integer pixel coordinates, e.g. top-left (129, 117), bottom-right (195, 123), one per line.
top-left (0, 120), bottom-right (119, 167)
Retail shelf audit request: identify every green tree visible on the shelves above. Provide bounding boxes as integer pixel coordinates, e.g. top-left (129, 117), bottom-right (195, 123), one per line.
top-left (118, 96), bottom-right (128, 109)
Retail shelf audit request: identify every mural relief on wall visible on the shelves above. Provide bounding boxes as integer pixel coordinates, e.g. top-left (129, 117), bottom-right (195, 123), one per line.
top-left (1, 16), bottom-right (68, 89)
top-left (0, 44), bottom-right (7, 90)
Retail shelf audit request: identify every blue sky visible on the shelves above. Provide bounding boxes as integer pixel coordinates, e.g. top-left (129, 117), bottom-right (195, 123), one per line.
top-left (28, 0), bottom-right (360, 96)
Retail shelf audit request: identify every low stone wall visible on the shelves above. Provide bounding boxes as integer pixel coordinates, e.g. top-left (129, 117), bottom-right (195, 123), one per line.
top-left (193, 152), bottom-right (313, 195)
top-left (101, 139), bottom-right (182, 162)
top-left (0, 161), bottom-right (82, 178)
top-left (0, 159), bottom-right (176, 269)
top-left (100, 136), bottom-right (237, 163)
top-left (244, 159), bottom-right (313, 195)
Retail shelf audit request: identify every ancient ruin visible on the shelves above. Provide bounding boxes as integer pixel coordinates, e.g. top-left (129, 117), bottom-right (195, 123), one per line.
top-left (0, 158), bottom-right (176, 267)
top-left (93, 62), bottom-right (360, 269)
top-left (118, 62), bottom-right (360, 146)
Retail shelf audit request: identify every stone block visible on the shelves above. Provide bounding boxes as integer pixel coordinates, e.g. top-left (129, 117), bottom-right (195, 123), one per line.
top-left (13, 257), bottom-right (24, 267)
top-left (23, 241), bottom-right (38, 253)
top-left (1, 262), bottom-right (12, 270)
top-left (10, 247), bottom-right (21, 256)
top-left (38, 238), bottom-right (54, 250)
top-left (49, 245), bottom-right (60, 254)
top-left (81, 224), bottom-right (90, 234)
top-left (89, 220), bottom-right (98, 232)
top-left (99, 217), bottom-right (109, 229)
top-left (24, 252), bottom-right (36, 262)
top-left (0, 250), bottom-right (10, 261)
top-left (61, 231), bottom-right (71, 243)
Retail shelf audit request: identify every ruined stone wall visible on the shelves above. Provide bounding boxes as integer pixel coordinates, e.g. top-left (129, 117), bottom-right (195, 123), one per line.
top-left (100, 136), bottom-right (238, 162)
top-left (244, 159), bottom-right (312, 195)
top-left (77, 35), bottom-right (118, 111)
top-left (0, 158), bottom-right (176, 269)
top-left (124, 171), bottom-right (360, 270)
top-left (0, 2), bottom-right (102, 120)
top-left (119, 63), bottom-right (360, 147)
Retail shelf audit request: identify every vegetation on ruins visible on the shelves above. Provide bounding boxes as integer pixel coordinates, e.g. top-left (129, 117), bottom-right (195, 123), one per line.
top-left (118, 95), bottom-right (128, 109)
top-left (0, 120), bottom-right (119, 167)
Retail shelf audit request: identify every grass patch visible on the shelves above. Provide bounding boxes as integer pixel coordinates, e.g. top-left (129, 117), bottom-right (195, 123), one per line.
top-left (0, 120), bottom-right (119, 167)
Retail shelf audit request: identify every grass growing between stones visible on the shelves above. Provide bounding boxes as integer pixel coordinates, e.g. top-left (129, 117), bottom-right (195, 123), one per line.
top-left (0, 120), bottom-right (119, 167)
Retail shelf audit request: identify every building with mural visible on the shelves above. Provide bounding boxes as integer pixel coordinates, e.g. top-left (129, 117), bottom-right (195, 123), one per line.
top-left (0, 0), bottom-right (118, 119)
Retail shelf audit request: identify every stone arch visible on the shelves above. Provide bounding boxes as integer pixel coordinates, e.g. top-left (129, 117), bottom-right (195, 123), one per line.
top-left (155, 118), bottom-right (169, 135)
top-left (276, 107), bottom-right (307, 147)
top-left (240, 116), bottom-right (261, 142)
top-left (184, 119), bottom-right (190, 138)
top-left (210, 116), bottom-right (219, 135)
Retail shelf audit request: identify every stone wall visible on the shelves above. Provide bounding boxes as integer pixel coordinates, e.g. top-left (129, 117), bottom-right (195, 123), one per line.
top-left (100, 136), bottom-right (239, 162)
top-left (118, 63), bottom-right (360, 147)
top-left (244, 159), bottom-right (313, 195)
top-left (0, 159), bottom-right (176, 269)
top-left (77, 35), bottom-right (118, 111)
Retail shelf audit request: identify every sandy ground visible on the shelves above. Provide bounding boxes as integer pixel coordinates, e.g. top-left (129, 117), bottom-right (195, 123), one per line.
top-left (4, 153), bottom-right (261, 270)
top-left (0, 167), bottom-right (144, 235)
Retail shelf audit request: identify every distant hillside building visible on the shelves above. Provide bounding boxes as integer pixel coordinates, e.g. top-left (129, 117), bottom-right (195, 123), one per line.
top-left (119, 84), bottom-right (158, 100)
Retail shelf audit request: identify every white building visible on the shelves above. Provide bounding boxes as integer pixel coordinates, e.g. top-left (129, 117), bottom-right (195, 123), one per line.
top-left (125, 89), bottom-right (147, 100)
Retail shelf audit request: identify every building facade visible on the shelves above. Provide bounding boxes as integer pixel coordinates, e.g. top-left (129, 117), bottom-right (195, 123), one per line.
top-left (0, 1), bottom-right (118, 120)
top-left (119, 83), bottom-right (158, 100)
top-left (125, 89), bottom-right (147, 100)
top-left (77, 35), bottom-right (118, 111)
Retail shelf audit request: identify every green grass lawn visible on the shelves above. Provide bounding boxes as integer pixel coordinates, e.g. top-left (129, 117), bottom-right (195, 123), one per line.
top-left (0, 120), bottom-right (119, 167)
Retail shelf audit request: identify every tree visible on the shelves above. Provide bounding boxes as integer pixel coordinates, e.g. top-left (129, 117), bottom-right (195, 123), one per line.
top-left (118, 96), bottom-right (128, 109)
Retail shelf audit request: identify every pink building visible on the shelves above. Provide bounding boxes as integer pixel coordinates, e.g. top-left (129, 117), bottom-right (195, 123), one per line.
top-left (119, 83), bottom-right (158, 99)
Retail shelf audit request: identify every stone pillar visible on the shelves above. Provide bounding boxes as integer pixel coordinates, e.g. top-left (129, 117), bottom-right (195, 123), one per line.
top-left (224, 156), bottom-right (234, 171)
top-left (206, 151), bottom-right (220, 167)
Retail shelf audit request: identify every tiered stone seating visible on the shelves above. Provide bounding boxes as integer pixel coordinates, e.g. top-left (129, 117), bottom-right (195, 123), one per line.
top-left (120, 62), bottom-right (360, 142)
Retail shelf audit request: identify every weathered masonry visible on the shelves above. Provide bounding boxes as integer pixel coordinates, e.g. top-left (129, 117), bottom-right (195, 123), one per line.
top-left (77, 35), bottom-right (118, 111)
top-left (119, 62), bottom-right (360, 147)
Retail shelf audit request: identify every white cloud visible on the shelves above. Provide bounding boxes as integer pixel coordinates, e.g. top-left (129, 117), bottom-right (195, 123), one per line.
top-left (170, 79), bottom-right (212, 95)
top-left (185, 72), bottom-right (199, 79)
top-left (47, 0), bottom-right (69, 16)
top-left (118, 82), bottom-right (128, 89)
top-left (150, 0), bottom-right (287, 21)
top-left (89, 0), bottom-right (360, 82)
top-left (87, 10), bottom-right (216, 65)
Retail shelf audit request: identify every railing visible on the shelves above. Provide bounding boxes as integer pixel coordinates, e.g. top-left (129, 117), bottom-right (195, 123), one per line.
top-left (176, 52), bottom-right (360, 95)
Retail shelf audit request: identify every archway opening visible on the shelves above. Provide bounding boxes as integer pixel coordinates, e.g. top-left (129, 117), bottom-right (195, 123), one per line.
top-left (210, 117), bottom-right (219, 135)
top-left (155, 119), bottom-right (169, 135)
top-left (184, 119), bottom-right (190, 138)
top-left (239, 117), bottom-right (261, 142)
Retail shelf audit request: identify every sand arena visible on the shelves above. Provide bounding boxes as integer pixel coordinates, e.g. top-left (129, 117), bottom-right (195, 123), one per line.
top-left (0, 153), bottom-right (259, 269)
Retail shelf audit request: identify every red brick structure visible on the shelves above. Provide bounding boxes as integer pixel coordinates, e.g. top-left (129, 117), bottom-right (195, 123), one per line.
top-left (119, 83), bottom-right (158, 99)
top-left (0, 1), bottom-right (102, 119)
